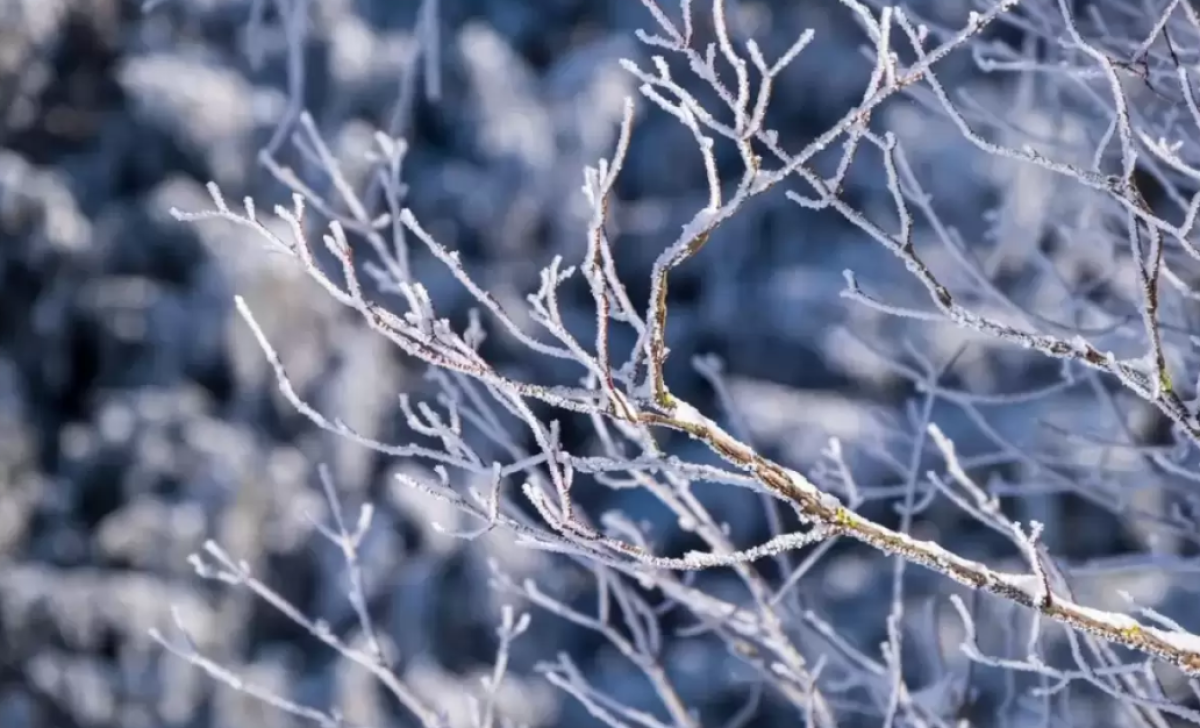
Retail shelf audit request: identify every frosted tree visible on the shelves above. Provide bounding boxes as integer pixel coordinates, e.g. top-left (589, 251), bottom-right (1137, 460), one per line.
top-left (156, 0), bottom-right (1200, 725)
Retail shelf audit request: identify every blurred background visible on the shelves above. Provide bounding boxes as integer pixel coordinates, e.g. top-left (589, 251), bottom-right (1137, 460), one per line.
top-left (2, 0), bottom-right (1198, 726)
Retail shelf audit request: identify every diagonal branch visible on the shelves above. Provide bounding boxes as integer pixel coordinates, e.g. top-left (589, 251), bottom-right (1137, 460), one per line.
top-left (637, 391), bottom-right (1200, 676)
